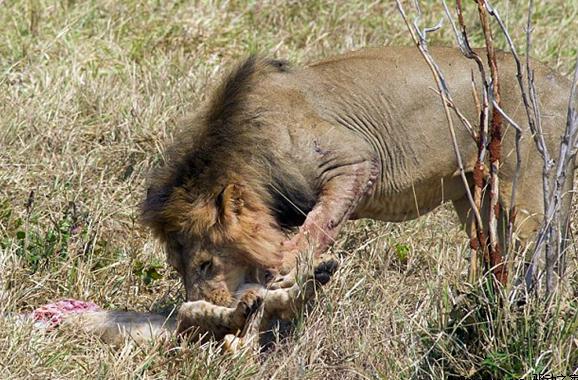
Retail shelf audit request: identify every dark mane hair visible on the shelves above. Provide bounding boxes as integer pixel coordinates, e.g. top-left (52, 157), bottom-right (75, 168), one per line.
top-left (206, 55), bottom-right (258, 128)
top-left (140, 56), bottom-right (312, 235)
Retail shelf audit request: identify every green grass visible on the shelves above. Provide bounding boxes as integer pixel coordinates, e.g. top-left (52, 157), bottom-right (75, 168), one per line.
top-left (1, 0), bottom-right (577, 378)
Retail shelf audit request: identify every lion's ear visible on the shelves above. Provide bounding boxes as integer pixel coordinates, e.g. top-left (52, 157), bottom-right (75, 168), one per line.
top-left (216, 183), bottom-right (245, 225)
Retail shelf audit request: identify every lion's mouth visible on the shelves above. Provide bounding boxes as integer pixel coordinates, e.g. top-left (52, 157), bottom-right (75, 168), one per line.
top-left (263, 269), bottom-right (275, 284)
top-left (245, 267), bottom-right (276, 286)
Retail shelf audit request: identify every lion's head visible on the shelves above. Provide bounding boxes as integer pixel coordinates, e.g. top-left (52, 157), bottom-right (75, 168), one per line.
top-left (140, 56), bottom-right (315, 306)
top-left (143, 178), bottom-right (287, 305)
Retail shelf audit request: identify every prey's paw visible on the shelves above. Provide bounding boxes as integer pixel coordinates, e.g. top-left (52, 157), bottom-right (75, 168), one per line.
top-left (176, 301), bottom-right (209, 336)
top-left (231, 290), bottom-right (263, 329)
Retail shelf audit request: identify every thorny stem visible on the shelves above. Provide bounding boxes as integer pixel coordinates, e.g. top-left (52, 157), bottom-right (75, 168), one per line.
top-left (475, 0), bottom-right (507, 284)
top-left (482, 2), bottom-right (524, 250)
top-left (453, 0), bottom-right (491, 282)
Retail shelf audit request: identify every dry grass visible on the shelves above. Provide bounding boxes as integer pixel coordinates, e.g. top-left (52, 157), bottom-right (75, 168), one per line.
top-left (1, 1), bottom-right (577, 379)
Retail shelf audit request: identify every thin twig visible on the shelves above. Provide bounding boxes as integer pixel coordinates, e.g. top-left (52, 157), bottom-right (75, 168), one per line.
top-left (451, 0), bottom-right (492, 281)
top-left (427, 86), bottom-right (477, 139)
top-left (395, 0), bottom-right (485, 256)
top-left (533, 58), bottom-right (578, 292)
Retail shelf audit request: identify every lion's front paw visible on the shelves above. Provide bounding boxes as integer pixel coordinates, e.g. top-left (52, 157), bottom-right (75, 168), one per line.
top-left (270, 255), bottom-right (339, 290)
top-left (314, 256), bottom-right (339, 285)
top-left (230, 290), bottom-right (263, 330)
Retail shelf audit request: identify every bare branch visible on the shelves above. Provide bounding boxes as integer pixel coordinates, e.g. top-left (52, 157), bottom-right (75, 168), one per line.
top-left (451, 0), bottom-right (493, 282)
top-left (396, 1), bottom-right (487, 281)
top-left (428, 86), bottom-right (477, 139)
top-left (396, 0), bottom-right (502, 279)
top-left (474, 0), bottom-right (507, 284)
top-left (533, 58), bottom-right (578, 292)
top-left (476, 2), bottom-right (524, 255)
top-left (492, 100), bottom-right (523, 134)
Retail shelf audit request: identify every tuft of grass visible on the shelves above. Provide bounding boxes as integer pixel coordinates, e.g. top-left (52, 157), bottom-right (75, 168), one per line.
top-left (1, 0), bottom-right (576, 379)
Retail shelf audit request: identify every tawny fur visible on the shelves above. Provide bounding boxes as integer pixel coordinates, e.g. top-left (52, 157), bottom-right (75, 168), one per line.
top-left (141, 47), bottom-right (574, 308)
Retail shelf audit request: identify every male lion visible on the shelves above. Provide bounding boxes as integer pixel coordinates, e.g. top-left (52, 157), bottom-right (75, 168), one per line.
top-left (142, 47), bottom-right (574, 331)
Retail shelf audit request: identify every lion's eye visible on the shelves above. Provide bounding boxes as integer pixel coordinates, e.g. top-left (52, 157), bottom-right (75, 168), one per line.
top-left (199, 260), bottom-right (213, 275)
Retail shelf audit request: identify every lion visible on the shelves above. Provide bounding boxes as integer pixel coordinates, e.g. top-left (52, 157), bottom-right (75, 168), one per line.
top-left (142, 47), bottom-right (574, 333)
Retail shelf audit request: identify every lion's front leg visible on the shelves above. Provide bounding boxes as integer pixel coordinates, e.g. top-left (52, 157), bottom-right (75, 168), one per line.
top-left (273, 159), bottom-right (378, 288)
